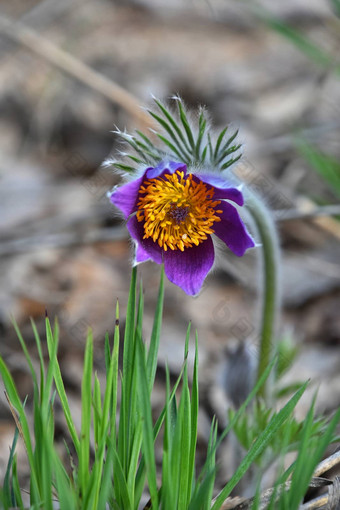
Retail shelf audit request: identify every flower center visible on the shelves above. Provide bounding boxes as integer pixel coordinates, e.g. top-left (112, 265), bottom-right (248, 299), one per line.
top-left (136, 170), bottom-right (222, 251)
top-left (168, 203), bottom-right (189, 224)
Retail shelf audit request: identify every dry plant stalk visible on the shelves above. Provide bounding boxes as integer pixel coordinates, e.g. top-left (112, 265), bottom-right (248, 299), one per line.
top-left (0, 15), bottom-right (154, 129)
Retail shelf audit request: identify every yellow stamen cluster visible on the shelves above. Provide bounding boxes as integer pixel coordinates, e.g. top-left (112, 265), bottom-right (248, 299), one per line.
top-left (136, 171), bottom-right (222, 251)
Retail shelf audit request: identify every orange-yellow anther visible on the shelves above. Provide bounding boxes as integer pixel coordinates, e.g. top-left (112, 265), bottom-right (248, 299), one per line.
top-left (136, 171), bottom-right (222, 251)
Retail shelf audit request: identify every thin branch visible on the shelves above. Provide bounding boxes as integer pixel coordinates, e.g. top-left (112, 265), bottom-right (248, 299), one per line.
top-left (0, 15), bottom-right (153, 128)
top-left (219, 478), bottom-right (334, 509)
top-left (0, 226), bottom-right (127, 256)
top-left (218, 451), bottom-right (340, 510)
top-left (276, 204), bottom-right (340, 221)
top-left (314, 448), bottom-right (340, 477)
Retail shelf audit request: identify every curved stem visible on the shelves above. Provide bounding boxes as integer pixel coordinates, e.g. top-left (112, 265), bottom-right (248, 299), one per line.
top-left (245, 190), bottom-right (281, 401)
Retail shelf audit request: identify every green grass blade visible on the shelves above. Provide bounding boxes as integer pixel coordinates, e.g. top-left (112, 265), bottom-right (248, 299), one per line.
top-left (219, 357), bottom-right (277, 447)
top-left (102, 303), bottom-right (120, 447)
top-left (187, 335), bottom-right (199, 499)
top-left (135, 360), bottom-right (185, 504)
top-left (146, 265), bottom-right (164, 393)
top-left (136, 336), bottom-right (159, 508)
top-left (287, 404), bottom-right (340, 509)
top-left (188, 468), bottom-right (216, 510)
top-left (54, 452), bottom-right (78, 510)
top-left (43, 322), bottom-right (58, 420)
top-left (177, 362), bottom-right (192, 509)
top-left (191, 417), bottom-right (217, 510)
top-left (112, 446), bottom-right (133, 509)
top-left (124, 282), bottom-right (144, 505)
top-left (45, 319), bottom-right (80, 454)
top-left (211, 382), bottom-right (308, 509)
top-left (11, 456), bottom-right (24, 509)
top-left (119, 267), bottom-right (137, 472)
top-left (161, 366), bottom-right (175, 510)
top-left (331, 0), bottom-right (340, 15)
top-left (0, 358), bottom-right (40, 501)
top-left (93, 374), bottom-right (102, 447)
top-left (11, 320), bottom-right (38, 392)
top-left (297, 141), bottom-right (340, 199)
top-left (79, 331), bottom-right (93, 493)
top-left (261, 14), bottom-right (339, 73)
top-left (2, 426), bottom-right (20, 508)
top-left (39, 421), bottom-right (54, 510)
top-left (110, 305), bottom-right (120, 447)
top-left (30, 319), bottom-right (45, 403)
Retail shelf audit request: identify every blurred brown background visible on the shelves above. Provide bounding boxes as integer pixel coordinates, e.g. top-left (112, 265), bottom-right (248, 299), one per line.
top-left (0, 0), bottom-right (340, 490)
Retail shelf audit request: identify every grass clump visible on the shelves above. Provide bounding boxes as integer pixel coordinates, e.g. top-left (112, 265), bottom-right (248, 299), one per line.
top-left (0, 267), bottom-right (339, 509)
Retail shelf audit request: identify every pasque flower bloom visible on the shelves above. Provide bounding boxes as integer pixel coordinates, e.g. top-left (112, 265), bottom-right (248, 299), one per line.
top-left (110, 161), bottom-right (254, 295)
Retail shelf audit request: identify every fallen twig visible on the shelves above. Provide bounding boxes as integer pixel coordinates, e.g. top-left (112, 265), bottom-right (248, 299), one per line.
top-left (217, 449), bottom-right (340, 509)
top-left (0, 15), bottom-right (153, 129)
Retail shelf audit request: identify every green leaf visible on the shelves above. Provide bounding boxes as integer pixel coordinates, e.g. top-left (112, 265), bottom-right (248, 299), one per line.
top-left (216, 130), bottom-right (239, 164)
top-left (213, 126), bottom-right (228, 162)
top-left (195, 110), bottom-right (207, 159)
top-left (149, 110), bottom-right (191, 162)
top-left (178, 99), bottom-right (196, 152)
top-left (114, 163), bottom-right (136, 173)
top-left (153, 98), bottom-right (192, 153)
top-left (156, 133), bottom-right (189, 162)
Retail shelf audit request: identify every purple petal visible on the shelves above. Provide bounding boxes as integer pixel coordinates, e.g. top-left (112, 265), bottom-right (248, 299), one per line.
top-left (127, 216), bottom-right (163, 264)
top-left (146, 161), bottom-right (187, 179)
top-left (193, 173), bottom-right (244, 205)
top-left (110, 175), bottom-right (145, 219)
top-left (135, 243), bottom-right (152, 263)
top-left (163, 238), bottom-right (215, 295)
top-left (213, 202), bottom-right (255, 256)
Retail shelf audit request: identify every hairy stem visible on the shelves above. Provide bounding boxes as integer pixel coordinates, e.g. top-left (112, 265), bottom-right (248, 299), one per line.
top-left (245, 190), bottom-right (281, 401)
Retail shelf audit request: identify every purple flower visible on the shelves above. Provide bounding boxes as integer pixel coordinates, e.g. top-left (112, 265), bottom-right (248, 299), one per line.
top-left (110, 161), bottom-right (254, 295)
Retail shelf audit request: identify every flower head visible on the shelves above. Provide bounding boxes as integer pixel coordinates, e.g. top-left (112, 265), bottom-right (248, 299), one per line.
top-left (110, 160), bottom-right (254, 295)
